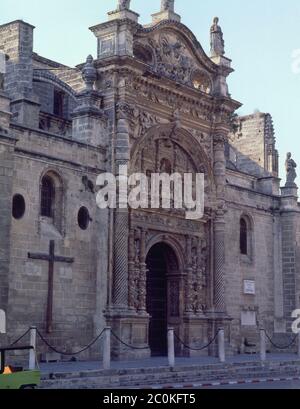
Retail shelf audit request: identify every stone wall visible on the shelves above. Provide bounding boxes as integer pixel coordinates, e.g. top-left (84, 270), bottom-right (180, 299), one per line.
top-left (5, 124), bottom-right (108, 358)
top-left (229, 112), bottom-right (278, 178)
top-left (0, 136), bottom-right (14, 312)
top-left (225, 178), bottom-right (280, 350)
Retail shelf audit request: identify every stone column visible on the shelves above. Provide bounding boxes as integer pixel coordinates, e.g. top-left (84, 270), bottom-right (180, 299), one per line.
top-left (138, 228), bottom-right (147, 313)
top-left (128, 229), bottom-right (136, 311)
top-left (213, 134), bottom-right (227, 314)
top-left (112, 171), bottom-right (129, 310)
top-left (280, 184), bottom-right (300, 333)
top-left (214, 212), bottom-right (226, 313)
top-left (185, 236), bottom-right (194, 314)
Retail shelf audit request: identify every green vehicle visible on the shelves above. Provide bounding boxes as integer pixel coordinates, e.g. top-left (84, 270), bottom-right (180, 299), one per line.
top-left (0, 346), bottom-right (40, 389)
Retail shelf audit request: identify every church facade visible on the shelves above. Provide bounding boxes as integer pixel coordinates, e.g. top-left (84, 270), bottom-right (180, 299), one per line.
top-left (0, 0), bottom-right (299, 360)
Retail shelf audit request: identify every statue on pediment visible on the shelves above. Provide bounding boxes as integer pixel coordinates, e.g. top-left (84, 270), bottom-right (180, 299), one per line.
top-left (118, 0), bottom-right (130, 10)
top-left (161, 0), bottom-right (175, 12)
top-left (210, 17), bottom-right (225, 57)
top-left (285, 152), bottom-right (297, 187)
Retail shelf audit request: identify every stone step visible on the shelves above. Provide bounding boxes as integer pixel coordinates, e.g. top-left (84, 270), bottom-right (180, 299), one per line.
top-left (40, 360), bottom-right (300, 389)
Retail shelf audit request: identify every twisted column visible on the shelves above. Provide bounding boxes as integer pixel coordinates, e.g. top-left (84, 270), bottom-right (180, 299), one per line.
top-left (138, 229), bottom-right (147, 312)
top-left (214, 213), bottom-right (226, 312)
top-left (128, 229), bottom-right (136, 310)
top-left (113, 205), bottom-right (129, 308)
top-left (213, 134), bottom-right (227, 313)
top-left (185, 236), bottom-right (194, 313)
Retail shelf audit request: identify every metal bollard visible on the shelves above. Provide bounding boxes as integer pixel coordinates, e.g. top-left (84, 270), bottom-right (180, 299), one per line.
top-left (29, 326), bottom-right (37, 370)
top-left (298, 332), bottom-right (300, 358)
top-left (260, 329), bottom-right (266, 362)
top-left (168, 328), bottom-right (175, 368)
top-left (103, 327), bottom-right (111, 370)
top-left (218, 328), bottom-right (225, 363)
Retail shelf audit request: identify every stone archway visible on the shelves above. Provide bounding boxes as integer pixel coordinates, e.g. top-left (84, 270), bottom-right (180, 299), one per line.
top-left (146, 242), bottom-right (181, 356)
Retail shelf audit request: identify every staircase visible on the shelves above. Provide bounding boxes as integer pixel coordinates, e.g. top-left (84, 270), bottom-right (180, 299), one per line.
top-left (40, 358), bottom-right (300, 389)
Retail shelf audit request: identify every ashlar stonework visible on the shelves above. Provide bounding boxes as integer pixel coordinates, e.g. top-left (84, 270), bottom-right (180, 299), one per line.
top-left (0, 1), bottom-right (299, 360)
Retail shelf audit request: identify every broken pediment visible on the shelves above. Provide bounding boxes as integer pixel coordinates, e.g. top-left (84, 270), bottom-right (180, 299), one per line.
top-left (134, 25), bottom-right (217, 92)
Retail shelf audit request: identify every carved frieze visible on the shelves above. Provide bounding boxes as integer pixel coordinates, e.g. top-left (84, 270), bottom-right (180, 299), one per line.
top-left (124, 74), bottom-right (214, 122)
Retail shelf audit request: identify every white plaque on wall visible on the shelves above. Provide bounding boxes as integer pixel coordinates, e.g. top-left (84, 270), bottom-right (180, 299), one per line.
top-left (244, 280), bottom-right (255, 295)
top-left (241, 311), bottom-right (256, 326)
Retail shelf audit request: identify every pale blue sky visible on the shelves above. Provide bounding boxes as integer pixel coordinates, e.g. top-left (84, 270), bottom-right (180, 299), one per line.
top-left (1, 0), bottom-right (300, 185)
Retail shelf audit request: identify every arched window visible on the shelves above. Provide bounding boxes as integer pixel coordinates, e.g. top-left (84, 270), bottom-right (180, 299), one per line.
top-left (41, 175), bottom-right (55, 217)
top-left (240, 218), bottom-right (248, 255)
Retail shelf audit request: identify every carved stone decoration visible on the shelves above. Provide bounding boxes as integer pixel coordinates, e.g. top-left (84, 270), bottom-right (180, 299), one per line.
top-left (285, 152), bottom-right (297, 187)
top-left (161, 0), bottom-right (175, 12)
top-left (117, 0), bottom-right (130, 10)
top-left (130, 107), bottom-right (161, 140)
top-left (82, 55), bottom-right (97, 91)
top-left (128, 230), bottom-right (137, 310)
top-left (116, 102), bottom-right (161, 140)
top-left (137, 229), bottom-right (147, 312)
top-left (155, 35), bottom-right (192, 83)
top-left (128, 228), bottom-right (149, 312)
top-left (169, 280), bottom-right (180, 317)
top-left (116, 101), bottom-right (133, 120)
top-left (210, 17), bottom-right (225, 57)
top-left (185, 236), bottom-right (207, 314)
top-left (125, 73), bottom-right (214, 122)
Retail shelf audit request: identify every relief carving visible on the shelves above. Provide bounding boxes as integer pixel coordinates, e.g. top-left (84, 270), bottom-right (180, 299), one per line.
top-left (149, 35), bottom-right (193, 85)
top-left (185, 237), bottom-right (208, 314)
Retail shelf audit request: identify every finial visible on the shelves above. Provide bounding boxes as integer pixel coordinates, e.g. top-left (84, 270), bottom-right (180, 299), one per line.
top-left (82, 55), bottom-right (97, 91)
top-left (210, 17), bottom-right (225, 57)
top-left (117, 0), bottom-right (130, 10)
top-left (161, 0), bottom-right (175, 12)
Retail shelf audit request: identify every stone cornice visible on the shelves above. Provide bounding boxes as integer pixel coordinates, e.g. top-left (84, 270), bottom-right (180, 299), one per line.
top-left (10, 123), bottom-right (106, 154)
top-left (15, 147), bottom-right (105, 175)
top-left (89, 19), bottom-right (141, 35)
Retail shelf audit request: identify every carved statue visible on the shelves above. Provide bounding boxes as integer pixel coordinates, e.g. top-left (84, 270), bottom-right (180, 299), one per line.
top-left (285, 152), bottom-right (297, 186)
top-left (210, 17), bottom-right (225, 57)
top-left (118, 0), bottom-right (130, 10)
top-left (161, 0), bottom-right (175, 12)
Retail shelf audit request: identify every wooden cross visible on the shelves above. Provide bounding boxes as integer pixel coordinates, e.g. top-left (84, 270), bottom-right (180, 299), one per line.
top-left (28, 240), bottom-right (74, 334)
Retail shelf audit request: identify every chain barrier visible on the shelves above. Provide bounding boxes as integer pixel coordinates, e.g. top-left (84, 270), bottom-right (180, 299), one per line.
top-left (263, 329), bottom-right (298, 350)
top-left (10, 328), bottom-right (31, 346)
top-left (36, 328), bottom-right (105, 356)
top-left (111, 330), bottom-right (149, 350)
top-left (173, 329), bottom-right (220, 352)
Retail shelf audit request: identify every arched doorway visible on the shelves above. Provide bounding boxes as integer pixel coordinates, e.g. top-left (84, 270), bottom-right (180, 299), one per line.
top-left (146, 243), bottom-right (181, 356)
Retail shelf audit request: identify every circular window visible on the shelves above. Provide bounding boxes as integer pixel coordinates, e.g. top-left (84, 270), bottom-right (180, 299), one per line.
top-left (12, 194), bottom-right (26, 220)
top-left (77, 207), bottom-right (90, 230)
